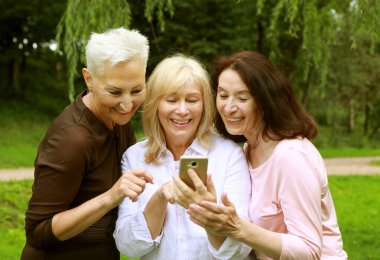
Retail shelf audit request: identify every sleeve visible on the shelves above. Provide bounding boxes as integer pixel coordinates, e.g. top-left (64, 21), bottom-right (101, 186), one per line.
top-left (25, 125), bottom-right (93, 248)
top-left (278, 148), bottom-right (323, 260)
top-left (209, 144), bottom-right (252, 259)
top-left (114, 147), bottom-right (162, 258)
top-left (114, 198), bottom-right (163, 258)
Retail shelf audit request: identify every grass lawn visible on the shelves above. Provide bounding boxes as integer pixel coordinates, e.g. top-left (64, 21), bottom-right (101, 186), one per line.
top-left (1, 176), bottom-right (379, 259)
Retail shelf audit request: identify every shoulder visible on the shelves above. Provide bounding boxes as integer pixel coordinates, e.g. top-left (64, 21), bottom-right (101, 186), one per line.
top-left (123, 139), bottom-right (148, 157)
top-left (273, 138), bottom-right (326, 183)
top-left (212, 132), bottom-right (242, 151)
top-left (43, 123), bottom-right (95, 154)
top-left (274, 138), bottom-right (322, 162)
top-left (209, 133), bottom-right (245, 160)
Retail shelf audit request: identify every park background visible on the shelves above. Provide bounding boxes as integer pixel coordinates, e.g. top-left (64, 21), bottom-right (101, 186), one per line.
top-left (0, 0), bottom-right (379, 259)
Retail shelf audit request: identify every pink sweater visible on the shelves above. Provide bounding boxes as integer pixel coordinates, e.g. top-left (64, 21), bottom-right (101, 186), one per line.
top-left (247, 138), bottom-right (347, 260)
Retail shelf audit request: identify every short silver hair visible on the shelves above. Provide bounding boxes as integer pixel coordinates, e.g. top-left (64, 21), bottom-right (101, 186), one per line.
top-left (85, 27), bottom-right (149, 77)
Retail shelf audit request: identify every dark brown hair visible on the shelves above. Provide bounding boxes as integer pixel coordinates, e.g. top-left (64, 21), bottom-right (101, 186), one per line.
top-left (212, 51), bottom-right (317, 143)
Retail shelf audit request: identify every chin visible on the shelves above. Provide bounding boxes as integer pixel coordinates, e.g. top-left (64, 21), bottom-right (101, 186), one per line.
top-left (226, 128), bottom-right (243, 136)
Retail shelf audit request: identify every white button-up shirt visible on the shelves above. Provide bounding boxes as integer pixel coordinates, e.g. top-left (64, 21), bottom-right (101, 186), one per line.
top-left (114, 133), bottom-right (252, 259)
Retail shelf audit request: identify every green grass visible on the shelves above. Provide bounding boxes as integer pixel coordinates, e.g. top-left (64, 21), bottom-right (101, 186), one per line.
top-left (319, 147), bottom-right (380, 158)
top-left (1, 176), bottom-right (379, 259)
top-left (0, 180), bottom-right (135, 260)
top-left (329, 175), bottom-right (380, 259)
top-left (0, 102), bottom-right (53, 168)
top-left (370, 160), bottom-right (380, 166)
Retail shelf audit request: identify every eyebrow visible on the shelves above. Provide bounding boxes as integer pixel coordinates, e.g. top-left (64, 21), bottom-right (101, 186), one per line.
top-left (218, 86), bottom-right (250, 95)
top-left (105, 84), bottom-right (144, 90)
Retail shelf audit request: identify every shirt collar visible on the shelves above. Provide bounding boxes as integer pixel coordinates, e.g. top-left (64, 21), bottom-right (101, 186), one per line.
top-left (157, 135), bottom-right (212, 160)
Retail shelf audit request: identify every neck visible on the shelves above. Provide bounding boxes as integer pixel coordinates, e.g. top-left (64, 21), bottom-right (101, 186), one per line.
top-left (247, 137), bottom-right (279, 169)
top-left (83, 92), bottom-right (114, 130)
top-left (166, 139), bottom-right (193, 161)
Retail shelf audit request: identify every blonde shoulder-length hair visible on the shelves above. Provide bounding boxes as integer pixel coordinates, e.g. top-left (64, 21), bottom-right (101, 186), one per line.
top-left (143, 54), bottom-right (215, 164)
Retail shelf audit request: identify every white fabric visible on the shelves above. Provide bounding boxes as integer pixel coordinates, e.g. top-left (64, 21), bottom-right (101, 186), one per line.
top-left (114, 133), bottom-right (253, 259)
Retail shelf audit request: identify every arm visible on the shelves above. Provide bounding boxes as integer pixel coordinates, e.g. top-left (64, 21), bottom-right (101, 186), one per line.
top-left (143, 181), bottom-right (175, 239)
top-left (189, 148), bottom-right (323, 259)
top-left (52, 168), bottom-right (152, 240)
top-left (114, 146), bottom-right (174, 257)
top-left (25, 126), bottom-right (152, 247)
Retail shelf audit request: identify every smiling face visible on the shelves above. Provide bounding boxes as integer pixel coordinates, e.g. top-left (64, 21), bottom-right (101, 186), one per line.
top-left (217, 68), bottom-right (258, 138)
top-left (82, 58), bottom-right (146, 129)
top-left (157, 82), bottom-right (204, 148)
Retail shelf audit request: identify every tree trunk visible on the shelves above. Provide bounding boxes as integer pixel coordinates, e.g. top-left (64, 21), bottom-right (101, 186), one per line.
top-left (257, 20), bottom-right (265, 53)
top-left (9, 58), bottom-right (20, 94)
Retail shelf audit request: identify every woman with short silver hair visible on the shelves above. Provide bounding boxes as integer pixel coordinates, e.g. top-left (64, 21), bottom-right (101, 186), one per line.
top-left (21, 27), bottom-right (152, 259)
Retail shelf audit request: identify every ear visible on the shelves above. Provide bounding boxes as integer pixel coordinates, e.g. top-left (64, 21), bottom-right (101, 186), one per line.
top-left (82, 68), bottom-right (93, 89)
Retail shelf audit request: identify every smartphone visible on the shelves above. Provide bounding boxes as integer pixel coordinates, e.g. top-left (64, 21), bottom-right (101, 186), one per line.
top-left (179, 155), bottom-right (208, 190)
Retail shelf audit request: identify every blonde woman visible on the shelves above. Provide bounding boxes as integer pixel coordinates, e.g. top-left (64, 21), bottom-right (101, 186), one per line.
top-left (114, 54), bottom-right (253, 259)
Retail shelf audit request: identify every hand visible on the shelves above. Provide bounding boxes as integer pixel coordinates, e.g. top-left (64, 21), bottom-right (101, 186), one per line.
top-left (158, 180), bottom-right (175, 204)
top-left (109, 169), bottom-right (153, 204)
top-left (187, 193), bottom-right (242, 239)
top-left (172, 169), bottom-right (216, 209)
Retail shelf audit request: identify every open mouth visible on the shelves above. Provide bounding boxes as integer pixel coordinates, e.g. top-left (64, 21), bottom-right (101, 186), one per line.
top-left (171, 119), bottom-right (191, 126)
top-left (225, 117), bottom-right (244, 123)
top-left (114, 107), bottom-right (128, 114)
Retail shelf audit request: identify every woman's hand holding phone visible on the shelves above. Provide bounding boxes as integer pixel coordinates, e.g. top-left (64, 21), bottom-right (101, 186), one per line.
top-left (172, 169), bottom-right (216, 209)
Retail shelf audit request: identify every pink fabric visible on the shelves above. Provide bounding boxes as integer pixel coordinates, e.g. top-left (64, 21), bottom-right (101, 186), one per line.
top-left (247, 138), bottom-right (347, 260)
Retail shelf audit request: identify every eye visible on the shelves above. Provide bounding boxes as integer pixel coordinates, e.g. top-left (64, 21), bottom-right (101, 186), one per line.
top-left (131, 88), bottom-right (143, 95)
top-left (218, 93), bottom-right (228, 100)
top-left (166, 98), bottom-right (177, 103)
top-left (187, 98), bottom-right (200, 103)
top-left (109, 90), bottom-right (121, 96)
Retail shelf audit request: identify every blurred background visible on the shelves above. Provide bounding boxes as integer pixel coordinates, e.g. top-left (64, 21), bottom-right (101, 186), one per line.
top-left (1, 1), bottom-right (379, 167)
top-left (0, 1), bottom-right (379, 259)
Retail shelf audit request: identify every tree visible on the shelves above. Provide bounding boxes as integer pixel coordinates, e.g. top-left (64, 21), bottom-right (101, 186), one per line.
top-left (0, 0), bottom-right (66, 98)
top-left (55, 0), bottom-right (174, 101)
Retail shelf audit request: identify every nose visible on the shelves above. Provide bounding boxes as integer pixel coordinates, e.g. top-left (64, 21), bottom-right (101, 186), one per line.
top-left (176, 100), bottom-right (189, 114)
top-left (224, 98), bottom-right (237, 113)
top-left (120, 95), bottom-right (133, 112)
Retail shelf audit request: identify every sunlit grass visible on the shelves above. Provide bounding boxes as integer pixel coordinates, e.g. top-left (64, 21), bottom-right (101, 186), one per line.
top-left (319, 147), bottom-right (380, 158)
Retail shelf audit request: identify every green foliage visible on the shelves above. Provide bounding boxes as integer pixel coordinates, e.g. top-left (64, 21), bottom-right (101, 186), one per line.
top-left (55, 0), bottom-right (174, 101)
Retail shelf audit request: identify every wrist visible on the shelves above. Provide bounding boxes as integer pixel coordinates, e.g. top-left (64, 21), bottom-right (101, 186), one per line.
top-left (231, 218), bottom-right (246, 241)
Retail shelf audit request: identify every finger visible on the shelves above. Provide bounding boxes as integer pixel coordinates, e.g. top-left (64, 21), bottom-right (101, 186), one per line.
top-left (124, 169), bottom-right (154, 183)
top-left (187, 169), bottom-right (206, 191)
top-left (187, 204), bottom-right (217, 228)
top-left (173, 175), bottom-right (193, 193)
top-left (122, 181), bottom-right (144, 196)
top-left (121, 173), bottom-right (146, 187)
top-left (221, 193), bottom-right (235, 208)
top-left (199, 200), bottom-right (224, 214)
top-left (205, 175), bottom-right (216, 196)
top-left (125, 190), bottom-right (139, 202)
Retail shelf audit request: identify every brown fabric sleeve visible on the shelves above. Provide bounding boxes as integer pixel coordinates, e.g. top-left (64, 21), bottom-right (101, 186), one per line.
top-left (25, 125), bottom-right (94, 248)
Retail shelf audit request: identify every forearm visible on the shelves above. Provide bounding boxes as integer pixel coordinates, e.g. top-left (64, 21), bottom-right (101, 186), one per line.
top-left (235, 219), bottom-right (282, 259)
top-left (144, 190), bottom-right (168, 239)
top-left (52, 190), bottom-right (117, 241)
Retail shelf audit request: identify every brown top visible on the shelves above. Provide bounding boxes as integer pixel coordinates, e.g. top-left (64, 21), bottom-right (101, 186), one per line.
top-left (21, 91), bottom-right (136, 260)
